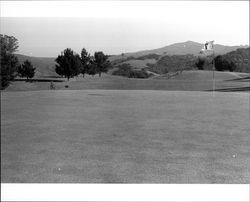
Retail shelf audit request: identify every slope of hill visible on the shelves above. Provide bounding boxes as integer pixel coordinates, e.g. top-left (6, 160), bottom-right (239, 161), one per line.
top-left (127, 41), bottom-right (204, 57)
top-left (16, 54), bottom-right (57, 77)
top-left (117, 59), bottom-right (156, 70)
top-left (146, 54), bottom-right (197, 74)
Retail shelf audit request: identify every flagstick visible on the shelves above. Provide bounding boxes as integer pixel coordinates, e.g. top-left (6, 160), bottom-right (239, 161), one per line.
top-left (212, 49), bottom-right (215, 97)
top-left (202, 41), bottom-right (215, 96)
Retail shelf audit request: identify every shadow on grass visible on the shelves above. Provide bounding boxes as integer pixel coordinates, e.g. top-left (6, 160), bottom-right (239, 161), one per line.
top-left (88, 93), bottom-right (106, 96)
top-left (205, 86), bottom-right (250, 92)
top-left (225, 76), bottom-right (250, 82)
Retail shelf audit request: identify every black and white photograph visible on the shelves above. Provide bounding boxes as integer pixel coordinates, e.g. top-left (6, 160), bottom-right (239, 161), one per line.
top-left (0, 0), bottom-right (249, 201)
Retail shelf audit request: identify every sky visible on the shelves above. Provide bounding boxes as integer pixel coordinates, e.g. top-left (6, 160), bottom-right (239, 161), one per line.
top-left (0, 1), bottom-right (249, 57)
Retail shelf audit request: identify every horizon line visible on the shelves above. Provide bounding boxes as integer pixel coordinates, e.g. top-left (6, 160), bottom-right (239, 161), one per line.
top-left (13, 40), bottom-right (249, 58)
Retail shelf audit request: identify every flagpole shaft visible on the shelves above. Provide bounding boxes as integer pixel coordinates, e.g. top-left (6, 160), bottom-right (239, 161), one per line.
top-left (213, 66), bottom-right (215, 96)
top-left (202, 40), bottom-right (215, 96)
top-left (213, 50), bottom-right (215, 96)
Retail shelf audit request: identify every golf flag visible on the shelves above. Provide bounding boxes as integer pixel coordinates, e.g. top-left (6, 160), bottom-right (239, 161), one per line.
top-left (201, 41), bottom-right (214, 52)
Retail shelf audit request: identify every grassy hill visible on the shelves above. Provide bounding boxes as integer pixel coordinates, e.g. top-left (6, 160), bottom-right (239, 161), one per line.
top-left (109, 41), bottom-right (248, 73)
top-left (16, 54), bottom-right (57, 77)
top-left (116, 59), bottom-right (157, 70)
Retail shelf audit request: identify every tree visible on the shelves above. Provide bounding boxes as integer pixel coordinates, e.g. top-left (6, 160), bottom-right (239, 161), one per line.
top-left (0, 35), bottom-right (19, 54)
top-left (214, 55), bottom-right (236, 72)
top-left (214, 56), bottom-right (224, 71)
top-left (18, 60), bottom-right (36, 80)
top-left (195, 58), bottom-right (205, 70)
top-left (80, 48), bottom-right (90, 77)
top-left (0, 34), bottom-right (19, 89)
top-left (88, 62), bottom-right (97, 77)
top-left (55, 65), bottom-right (64, 78)
top-left (93, 52), bottom-right (111, 77)
top-left (228, 61), bottom-right (236, 72)
top-left (55, 48), bottom-right (82, 80)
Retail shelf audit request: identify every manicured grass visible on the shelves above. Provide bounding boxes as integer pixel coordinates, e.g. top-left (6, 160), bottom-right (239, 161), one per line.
top-left (1, 90), bottom-right (249, 183)
top-left (5, 70), bottom-right (250, 92)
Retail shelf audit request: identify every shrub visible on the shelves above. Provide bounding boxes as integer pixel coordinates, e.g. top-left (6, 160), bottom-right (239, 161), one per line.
top-left (112, 63), bottom-right (151, 78)
top-left (147, 54), bottom-right (196, 74)
top-left (112, 63), bottom-right (132, 77)
top-left (128, 70), bottom-right (150, 78)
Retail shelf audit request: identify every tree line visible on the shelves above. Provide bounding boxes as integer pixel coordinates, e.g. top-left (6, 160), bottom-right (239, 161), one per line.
top-left (195, 47), bottom-right (249, 72)
top-left (55, 48), bottom-right (112, 80)
top-left (195, 56), bottom-right (237, 72)
top-left (0, 34), bottom-right (112, 89)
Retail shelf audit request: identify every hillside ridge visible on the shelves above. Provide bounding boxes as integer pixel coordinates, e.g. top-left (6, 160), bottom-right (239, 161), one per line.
top-left (115, 41), bottom-right (248, 57)
top-left (15, 41), bottom-right (249, 76)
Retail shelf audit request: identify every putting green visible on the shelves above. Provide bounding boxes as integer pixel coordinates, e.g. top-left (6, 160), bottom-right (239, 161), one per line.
top-left (1, 90), bottom-right (249, 183)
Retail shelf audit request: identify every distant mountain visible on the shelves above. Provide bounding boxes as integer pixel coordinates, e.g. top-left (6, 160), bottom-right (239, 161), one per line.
top-left (15, 54), bottom-right (57, 77)
top-left (109, 41), bottom-right (248, 62)
top-left (126, 41), bottom-right (205, 57)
